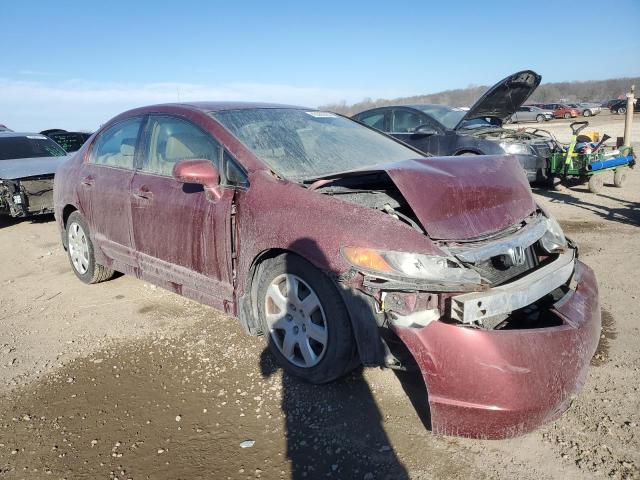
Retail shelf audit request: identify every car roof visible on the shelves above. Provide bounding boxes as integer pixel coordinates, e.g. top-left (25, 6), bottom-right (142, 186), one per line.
top-left (150, 101), bottom-right (311, 113)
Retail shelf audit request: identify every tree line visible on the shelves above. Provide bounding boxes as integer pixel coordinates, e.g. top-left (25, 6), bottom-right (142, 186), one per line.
top-left (321, 77), bottom-right (639, 116)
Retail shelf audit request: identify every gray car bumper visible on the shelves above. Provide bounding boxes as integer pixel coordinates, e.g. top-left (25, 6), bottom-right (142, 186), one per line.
top-left (513, 153), bottom-right (548, 183)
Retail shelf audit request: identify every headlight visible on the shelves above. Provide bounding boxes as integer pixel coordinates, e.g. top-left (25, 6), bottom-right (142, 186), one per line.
top-left (499, 142), bottom-right (530, 155)
top-left (342, 247), bottom-right (481, 284)
top-left (539, 217), bottom-right (566, 253)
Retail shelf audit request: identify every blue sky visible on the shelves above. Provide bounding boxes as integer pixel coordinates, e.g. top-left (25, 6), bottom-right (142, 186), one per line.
top-left (1, 0), bottom-right (639, 131)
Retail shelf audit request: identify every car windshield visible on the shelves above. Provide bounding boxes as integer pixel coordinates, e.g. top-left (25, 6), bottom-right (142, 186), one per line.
top-left (412, 105), bottom-right (493, 130)
top-left (211, 108), bottom-right (420, 180)
top-left (0, 135), bottom-right (67, 160)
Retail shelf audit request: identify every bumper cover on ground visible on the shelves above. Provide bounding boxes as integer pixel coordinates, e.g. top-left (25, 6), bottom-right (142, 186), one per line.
top-left (392, 260), bottom-right (601, 439)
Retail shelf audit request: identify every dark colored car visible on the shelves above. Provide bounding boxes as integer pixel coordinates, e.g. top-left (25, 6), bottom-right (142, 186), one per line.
top-left (54, 102), bottom-right (600, 439)
top-left (0, 132), bottom-right (69, 217)
top-left (601, 99), bottom-right (622, 109)
top-left (352, 71), bottom-right (556, 183)
top-left (541, 103), bottom-right (580, 119)
top-left (609, 99), bottom-right (640, 115)
top-left (41, 129), bottom-right (93, 153)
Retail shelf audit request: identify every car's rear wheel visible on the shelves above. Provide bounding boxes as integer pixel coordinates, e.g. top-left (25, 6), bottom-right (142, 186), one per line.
top-left (583, 109), bottom-right (592, 117)
top-left (536, 114), bottom-right (545, 123)
top-left (564, 112), bottom-right (571, 119)
top-left (256, 253), bottom-right (357, 384)
top-left (66, 211), bottom-right (114, 284)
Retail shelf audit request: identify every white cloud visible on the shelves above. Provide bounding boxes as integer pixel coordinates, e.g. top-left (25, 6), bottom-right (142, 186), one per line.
top-left (0, 78), bottom-right (403, 132)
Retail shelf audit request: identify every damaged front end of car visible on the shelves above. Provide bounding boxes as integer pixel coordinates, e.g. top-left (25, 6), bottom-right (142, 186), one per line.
top-left (0, 175), bottom-right (56, 217)
top-left (470, 126), bottom-right (558, 183)
top-left (314, 157), bottom-right (601, 439)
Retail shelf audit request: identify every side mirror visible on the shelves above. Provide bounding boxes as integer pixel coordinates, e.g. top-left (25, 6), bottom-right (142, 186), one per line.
top-left (172, 159), bottom-right (222, 200)
top-left (412, 125), bottom-right (437, 136)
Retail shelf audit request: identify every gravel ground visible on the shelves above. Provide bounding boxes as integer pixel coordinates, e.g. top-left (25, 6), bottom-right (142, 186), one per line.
top-left (0, 133), bottom-right (638, 478)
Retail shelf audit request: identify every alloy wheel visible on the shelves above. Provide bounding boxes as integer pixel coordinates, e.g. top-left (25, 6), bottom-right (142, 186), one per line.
top-left (264, 273), bottom-right (328, 368)
top-left (68, 222), bottom-right (90, 274)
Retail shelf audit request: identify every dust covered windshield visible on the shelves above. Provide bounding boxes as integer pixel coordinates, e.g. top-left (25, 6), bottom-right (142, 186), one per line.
top-left (0, 135), bottom-right (67, 160)
top-left (211, 108), bottom-right (420, 180)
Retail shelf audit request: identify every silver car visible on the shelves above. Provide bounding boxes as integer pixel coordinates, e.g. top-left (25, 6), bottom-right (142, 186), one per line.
top-left (567, 103), bottom-right (601, 117)
top-left (510, 106), bottom-right (554, 123)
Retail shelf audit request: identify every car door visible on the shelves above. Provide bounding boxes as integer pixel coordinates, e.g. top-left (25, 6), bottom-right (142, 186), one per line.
top-left (130, 114), bottom-right (243, 308)
top-left (77, 116), bottom-right (144, 268)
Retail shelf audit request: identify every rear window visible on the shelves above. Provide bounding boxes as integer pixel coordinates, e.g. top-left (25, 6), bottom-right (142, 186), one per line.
top-left (0, 135), bottom-right (67, 160)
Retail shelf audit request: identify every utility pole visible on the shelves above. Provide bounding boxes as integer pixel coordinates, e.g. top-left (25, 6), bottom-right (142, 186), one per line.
top-left (623, 84), bottom-right (635, 147)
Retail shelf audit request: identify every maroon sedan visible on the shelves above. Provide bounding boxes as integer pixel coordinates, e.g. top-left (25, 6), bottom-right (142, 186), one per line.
top-left (54, 103), bottom-right (601, 438)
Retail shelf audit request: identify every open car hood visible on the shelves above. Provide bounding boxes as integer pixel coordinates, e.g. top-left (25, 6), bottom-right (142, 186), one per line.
top-left (315, 155), bottom-right (535, 241)
top-left (0, 155), bottom-right (70, 180)
top-left (454, 70), bottom-right (541, 129)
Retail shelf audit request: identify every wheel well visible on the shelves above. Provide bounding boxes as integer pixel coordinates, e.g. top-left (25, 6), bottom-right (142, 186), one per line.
top-left (238, 248), bottom-right (384, 367)
top-left (62, 204), bottom-right (77, 228)
top-left (238, 248), bottom-right (290, 336)
top-left (455, 150), bottom-right (481, 156)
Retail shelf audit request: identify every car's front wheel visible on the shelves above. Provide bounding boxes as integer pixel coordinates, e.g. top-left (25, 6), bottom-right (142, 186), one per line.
top-left (536, 114), bottom-right (545, 123)
top-left (66, 211), bottom-right (114, 284)
top-left (618, 107), bottom-right (627, 115)
top-left (564, 112), bottom-right (571, 119)
top-left (583, 109), bottom-right (592, 117)
top-left (256, 253), bottom-right (357, 384)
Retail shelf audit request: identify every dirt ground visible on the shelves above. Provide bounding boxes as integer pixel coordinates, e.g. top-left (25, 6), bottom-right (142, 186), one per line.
top-left (0, 120), bottom-right (638, 479)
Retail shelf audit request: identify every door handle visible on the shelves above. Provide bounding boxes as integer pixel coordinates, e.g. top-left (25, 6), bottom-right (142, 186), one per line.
top-left (80, 175), bottom-right (95, 187)
top-left (132, 186), bottom-right (153, 200)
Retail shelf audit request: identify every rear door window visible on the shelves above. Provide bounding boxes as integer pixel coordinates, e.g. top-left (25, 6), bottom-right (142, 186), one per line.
top-left (91, 117), bottom-right (143, 169)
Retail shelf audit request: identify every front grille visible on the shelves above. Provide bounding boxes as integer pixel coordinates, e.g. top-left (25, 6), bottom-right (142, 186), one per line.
top-left (472, 246), bottom-right (538, 285)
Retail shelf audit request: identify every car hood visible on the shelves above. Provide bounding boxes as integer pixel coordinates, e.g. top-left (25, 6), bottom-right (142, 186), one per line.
top-left (455, 70), bottom-right (541, 129)
top-left (0, 155), bottom-right (70, 180)
top-left (314, 155), bottom-right (536, 241)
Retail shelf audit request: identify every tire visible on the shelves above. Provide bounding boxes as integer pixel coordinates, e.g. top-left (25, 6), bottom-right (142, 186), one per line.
top-left (66, 211), bottom-right (114, 284)
top-left (457, 152), bottom-right (478, 156)
top-left (613, 168), bottom-right (628, 188)
top-left (618, 107), bottom-right (627, 115)
top-left (536, 114), bottom-right (545, 123)
top-left (256, 253), bottom-right (357, 384)
top-left (583, 109), bottom-right (592, 117)
top-left (564, 112), bottom-right (571, 119)
top-left (588, 174), bottom-right (604, 194)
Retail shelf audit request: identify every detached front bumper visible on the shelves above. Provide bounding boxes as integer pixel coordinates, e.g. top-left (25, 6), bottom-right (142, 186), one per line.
top-left (392, 260), bottom-right (601, 439)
